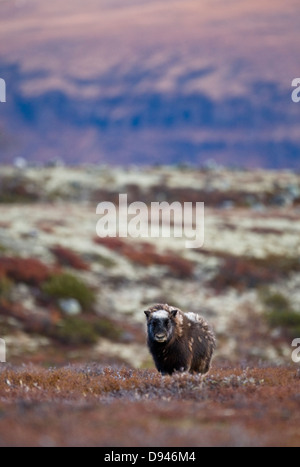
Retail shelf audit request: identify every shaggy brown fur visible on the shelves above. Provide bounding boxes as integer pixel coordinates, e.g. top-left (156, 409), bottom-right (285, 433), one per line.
top-left (144, 303), bottom-right (216, 375)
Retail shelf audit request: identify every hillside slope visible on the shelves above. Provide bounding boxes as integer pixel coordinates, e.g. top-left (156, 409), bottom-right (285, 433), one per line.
top-left (0, 0), bottom-right (299, 167)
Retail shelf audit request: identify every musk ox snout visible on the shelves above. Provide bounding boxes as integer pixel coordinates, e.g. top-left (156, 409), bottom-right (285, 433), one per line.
top-left (144, 307), bottom-right (177, 344)
top-left (154, 332), bottom-right (168, 343)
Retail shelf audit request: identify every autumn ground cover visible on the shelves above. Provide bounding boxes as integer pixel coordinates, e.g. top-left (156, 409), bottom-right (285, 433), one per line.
top-left (0, 364), bottom-right (299, 447)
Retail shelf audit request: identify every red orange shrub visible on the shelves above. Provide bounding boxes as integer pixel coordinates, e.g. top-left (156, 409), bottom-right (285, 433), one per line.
top-left (0, 257), bottom-right (51, 286)
top-left (94, 237), bottom-right (194, 277)
top-left (50, 245), bottom-right (90, 271)
top-left (208, 253), bottom-right (300, 291)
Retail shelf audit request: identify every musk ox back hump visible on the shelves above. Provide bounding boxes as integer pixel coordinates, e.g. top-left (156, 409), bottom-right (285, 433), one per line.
top-left (144, 304), bottom-right (216, 375)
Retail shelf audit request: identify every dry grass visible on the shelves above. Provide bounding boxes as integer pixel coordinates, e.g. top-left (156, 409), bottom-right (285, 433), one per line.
top-left (0, 364), bottom-right (299, 447)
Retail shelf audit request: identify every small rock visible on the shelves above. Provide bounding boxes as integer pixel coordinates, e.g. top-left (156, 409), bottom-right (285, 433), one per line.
top-left (58, 298), bottom-right (82, 316)
top-left (13, 157), bottom-right (27, 170)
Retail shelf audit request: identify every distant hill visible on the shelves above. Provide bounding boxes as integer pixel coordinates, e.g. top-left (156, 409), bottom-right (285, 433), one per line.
top-left (0, 0), bottom-right (299, 168)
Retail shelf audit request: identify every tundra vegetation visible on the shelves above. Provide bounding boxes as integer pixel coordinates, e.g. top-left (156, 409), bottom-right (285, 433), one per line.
top-left (0, 364), bottom-right (299, 446)
top-left (0, 165), bottom-right (300, 446)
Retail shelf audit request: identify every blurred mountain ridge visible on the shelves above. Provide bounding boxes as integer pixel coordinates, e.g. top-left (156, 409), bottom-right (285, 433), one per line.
top-left (0, 0), bottom-right (299, 167)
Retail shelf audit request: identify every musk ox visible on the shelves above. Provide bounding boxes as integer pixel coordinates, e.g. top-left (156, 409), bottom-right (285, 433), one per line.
top-left (144, 303), bottom-right (215, 375)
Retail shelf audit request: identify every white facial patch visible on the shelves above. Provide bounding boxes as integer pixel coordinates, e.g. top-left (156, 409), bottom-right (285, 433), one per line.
top-left (152, 309), bottom-right (169, 319)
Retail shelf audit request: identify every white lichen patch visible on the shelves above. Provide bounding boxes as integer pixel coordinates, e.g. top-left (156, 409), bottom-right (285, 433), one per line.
top-left (93, 339), bottom-right (149, 368)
